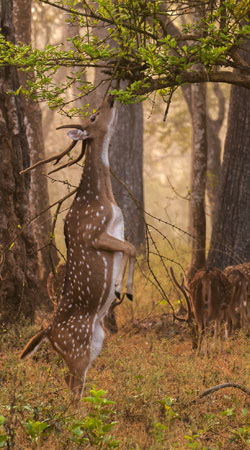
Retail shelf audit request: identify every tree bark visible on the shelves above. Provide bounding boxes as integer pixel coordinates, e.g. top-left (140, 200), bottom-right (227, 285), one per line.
top-left (188, 81), bottom-right (207, 281)
top-left (0, 0), bottom-right (39, 323)
top-left (13, 0), bottom-right (59, 283)
top-left (110, 103), bottom-right (145, 249)
top-left (187, 5), bottom-right (208, 280)
top-left (182, 83), bottom-right (224, 235)
top-left (207, 77), bottom-right (250, 268)
top-left (206, 84), bottom-right (225, 228)
top-left (168, 19), bottom-right (224, 235)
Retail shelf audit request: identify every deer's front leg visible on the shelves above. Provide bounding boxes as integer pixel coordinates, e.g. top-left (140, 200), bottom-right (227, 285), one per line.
top-left (93, 232), bottom-right (136, 299)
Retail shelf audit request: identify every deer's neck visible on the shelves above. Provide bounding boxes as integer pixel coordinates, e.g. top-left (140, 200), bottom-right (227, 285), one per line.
top-left (77, 136), bottom-right (115, 203)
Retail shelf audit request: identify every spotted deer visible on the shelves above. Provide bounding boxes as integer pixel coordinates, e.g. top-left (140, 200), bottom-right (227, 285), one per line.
top-left (224, 263), bottom-right (250, 334)
top-left (20, 95), bottom-right (136, 398)
top-left (47, 262), bottom-right (121, 334)
top-left (189, 268), bottom-right (232, 353)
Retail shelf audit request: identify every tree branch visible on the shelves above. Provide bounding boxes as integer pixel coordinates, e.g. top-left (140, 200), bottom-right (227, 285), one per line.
top-left (39, 0), bottom-right (157, 40)
top-left (135, 70), bottom-right (250, 96)
top-left (189, 383), bottom-right (250, 406)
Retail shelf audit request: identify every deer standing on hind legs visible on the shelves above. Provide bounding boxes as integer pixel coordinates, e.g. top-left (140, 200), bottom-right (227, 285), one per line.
top-left (47, 262), bottom-right (122, 333)
top-left (20, 95), bottom-right (136, 399)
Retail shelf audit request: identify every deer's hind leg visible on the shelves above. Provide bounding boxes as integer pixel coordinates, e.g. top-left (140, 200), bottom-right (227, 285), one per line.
top-left (90, 316), bottom-right (105, 363)
top-left (64, 342), bottom-right (93, 400)
top-left (65, 357), bottom-right (90, 399)
top-left (64, 316), bottom-right (105, 400)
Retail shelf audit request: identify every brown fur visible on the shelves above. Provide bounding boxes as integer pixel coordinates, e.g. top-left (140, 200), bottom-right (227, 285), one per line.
top-left (47, 263), bottom-right (66, 311)
top-left (224, 263), bottom-right (250, 332)
top-left (189, 268), bottom-right (232, 351)
top-left (20, 96), bottom-right (136, 399)
top-left (47, 263), bottom-right (119, 334)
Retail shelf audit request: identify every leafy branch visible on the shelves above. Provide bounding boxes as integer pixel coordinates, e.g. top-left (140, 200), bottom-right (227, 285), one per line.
top-left (1, 1), bottom-right (250, 112)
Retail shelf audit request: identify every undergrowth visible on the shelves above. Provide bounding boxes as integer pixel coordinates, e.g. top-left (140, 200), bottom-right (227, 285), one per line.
top-left (0, 260), bottom-right (249, 449)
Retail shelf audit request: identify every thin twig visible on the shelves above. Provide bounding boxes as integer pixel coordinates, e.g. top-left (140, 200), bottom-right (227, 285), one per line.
top-left (6, 189), bottom-right (77, 251)
top-left (39, 0), bottom-right (157, 40)
top-left (111, 168), bottom-right (193, 239)
top-left (169, 266), bottom-right (193, 323)
top-left (163, 87), bottom-right (176, 122)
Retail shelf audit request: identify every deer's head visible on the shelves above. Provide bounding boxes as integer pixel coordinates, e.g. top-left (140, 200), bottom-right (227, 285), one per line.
top-left (58, 94), bottom-right (118, 143)
top-left (20, 94), bottom-right (118, 176)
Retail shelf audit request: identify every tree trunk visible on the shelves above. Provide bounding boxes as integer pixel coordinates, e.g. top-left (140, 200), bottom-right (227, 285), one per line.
top-left (207, 78), bottom-right (250, 268)
top-left (206, 84), bottom-right (225, 228)
top-left (187, 4), bottom-right (208, 280)
top-left (110, 104), bottom-right (145, 248)
top-left (187, 81), bottom-right (207, 281)
top-left (182, 82), bottom-right (224, 240)
top-left (13, 0), bottom-right (59, 283)
top-left (0, 0), bottom-right (39, 323)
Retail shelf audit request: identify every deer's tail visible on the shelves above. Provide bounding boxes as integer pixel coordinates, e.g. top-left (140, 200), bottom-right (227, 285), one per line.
top-left (20, 329), bottom-right (48, 360)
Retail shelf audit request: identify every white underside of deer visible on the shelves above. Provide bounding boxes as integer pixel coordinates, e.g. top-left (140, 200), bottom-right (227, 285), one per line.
top-left (20, 95), bottom-right (136, 399)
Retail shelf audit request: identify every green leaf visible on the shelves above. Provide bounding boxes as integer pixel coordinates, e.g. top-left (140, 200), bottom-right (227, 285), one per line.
top-left (242, 408), bottom-right (248, 417)
top-left (0, 417), bottom-right (6, 426)
top-left (0, 435), bottom-right (8, 447)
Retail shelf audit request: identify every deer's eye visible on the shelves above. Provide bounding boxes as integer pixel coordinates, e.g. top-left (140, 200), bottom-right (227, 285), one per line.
top-left (90, 115), bottom-right (96, 122)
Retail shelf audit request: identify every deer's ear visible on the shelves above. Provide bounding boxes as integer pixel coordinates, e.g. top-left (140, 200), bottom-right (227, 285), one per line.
top-left (67, 129), bottom-right (88, 140)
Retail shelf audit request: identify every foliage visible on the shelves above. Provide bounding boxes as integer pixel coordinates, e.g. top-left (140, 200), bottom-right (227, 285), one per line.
top-left (0, 315), bottom-right (249, 449)
top-left (68, 388), bottom-right (119, 448)
top-left (0, 416), bottom-right (7, 448)
top-left (1, 1), bottom-right (250, 114)
top-left (0, 260), bottom-right (249, 449)
top-left (0, 386), bottom-right (119, 449)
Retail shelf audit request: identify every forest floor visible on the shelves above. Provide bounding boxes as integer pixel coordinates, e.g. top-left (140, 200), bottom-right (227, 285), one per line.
top-left (0, 292), bottom-right (250, 449)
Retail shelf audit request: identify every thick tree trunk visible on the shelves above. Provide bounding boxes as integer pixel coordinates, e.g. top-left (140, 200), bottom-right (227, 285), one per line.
top-left (206, 84), bottom-right (225, 228)
top-left (188, 82), bottom-right (207, 281)
top-left (207, 80), bottom-right (250, 268)
top-left (182, 83), bottom-right (223, 235)
top-left (110, 103), bottom-right (145, 249)
top-left (13, 0), bottom-right (59, 283)
top-left (0, 0), bottom-right (39, 323)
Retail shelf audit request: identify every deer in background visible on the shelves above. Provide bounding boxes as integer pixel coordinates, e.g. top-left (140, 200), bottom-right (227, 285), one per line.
top-left (20, 94), bottom-right (136, 398)
top-left (172, 262), bottom-right (250, 352)
top-left (224, 263), bottom-right (250, 334)
top-left (47, 263), bottom-right (66, 312)
top-left (189, 268), bottom-right (232, 353)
